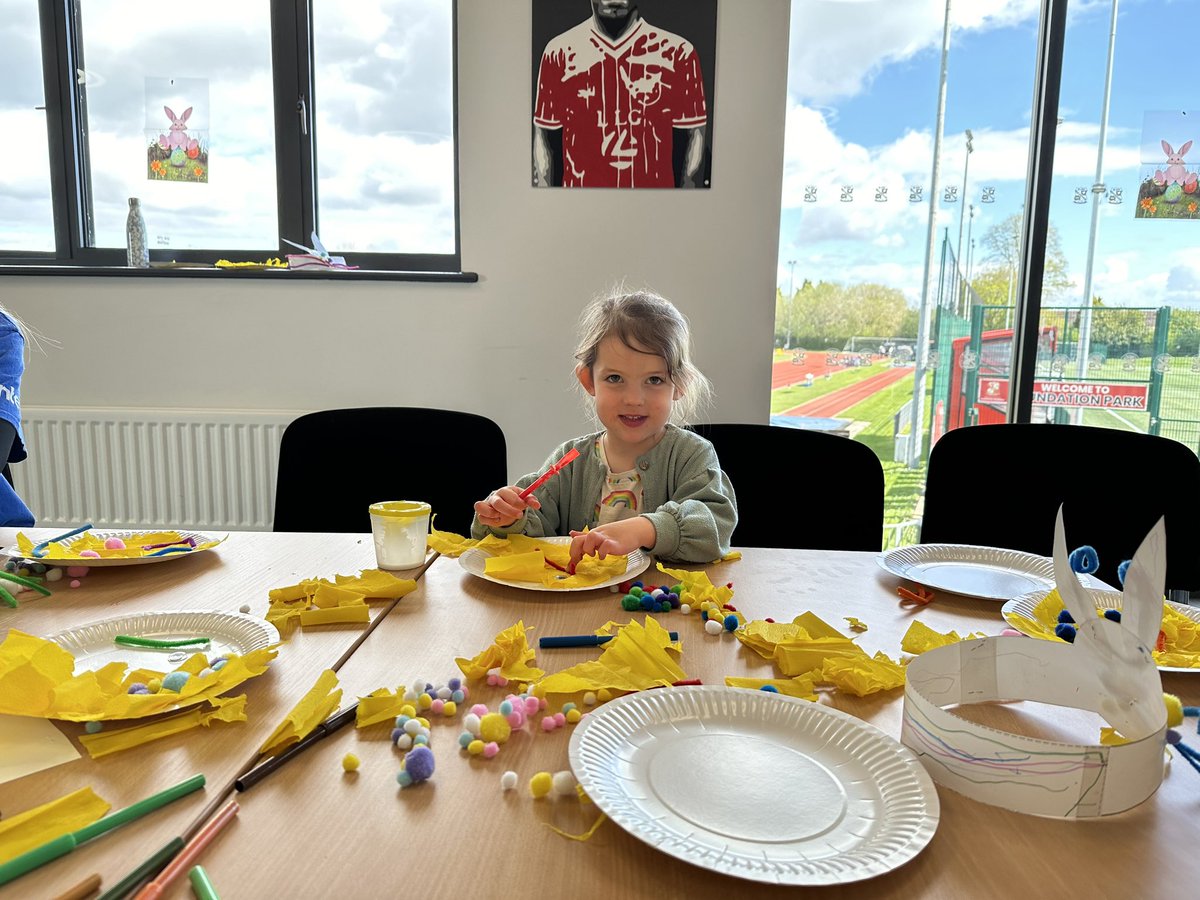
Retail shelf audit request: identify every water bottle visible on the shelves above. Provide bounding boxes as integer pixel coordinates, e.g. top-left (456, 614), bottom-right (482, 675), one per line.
top-left (126, 197), bottom-right (149, 267)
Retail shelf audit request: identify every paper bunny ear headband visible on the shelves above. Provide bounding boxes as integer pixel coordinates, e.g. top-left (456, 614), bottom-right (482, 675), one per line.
top-left (901, 506), bottom-right (1168, 818)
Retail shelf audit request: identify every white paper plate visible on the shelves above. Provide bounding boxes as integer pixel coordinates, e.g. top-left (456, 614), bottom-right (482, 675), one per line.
top-left (1002, 588), bottom-right (1200, 673)
top-left (570, 686), bottom-right (939, 885)
top-left (45, 609), bottom-right (278, 674)
top-left (878, 543), bottom-right (1108, 601)
top-left (1, 530), bottom-right (224, 568)
top-left (459, 535), bottom-right (650, 592)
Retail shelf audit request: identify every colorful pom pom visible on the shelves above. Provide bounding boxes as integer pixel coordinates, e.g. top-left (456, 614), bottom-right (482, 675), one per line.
top-left (79, 550), bottom-right (101, 558)
top-left (760, 684), bottom-right (780, 693)
top-left (85, 720), bottom-right (104, 733)
top-left (1103, 609), bottom-right (1122, 622)
top-left (482, 742), bottom-right (500, 759)
top-left (583, 691), bottom-right (597, 706)
top-left (529, 771), bottom-right (553, 798)
top-left (501, 770), bottom-right (518, 790)
top-left (404, 746), bottom-right (435, 782)
top-left (551, 770), bottom-right (577, 796)
top-left (103, 537), bottom-right (126, 550)
top-left (342, 753), bottom-right (360, 772)
top-left (479, 713), bottom-right (512, 744)
top-left (1118, 560), bottom-right (1131, 586)
top-left (161, 671), bottom-right (190, 693)
top-left (1057, 609), bottom-right (1075, 624)
top-left (1054, 622), bottom-right (1077, 643)
top-left (704, 619), bottom-right (723, 635)
top-left (468, 739), bottom-right (485, 755)
top-left (566, 708), bottom-right (582, 723)
top-left (723, 614), bottom-right (738, 632)
top-left (396, 770), bottom-right (413, 787)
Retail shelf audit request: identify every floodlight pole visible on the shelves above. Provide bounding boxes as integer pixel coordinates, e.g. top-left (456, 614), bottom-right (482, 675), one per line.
top-left (909, 0), bottom-right (953, 468)
top-left (1075, 0), bottom-right (1119, 414)
top-left (785, 259), bottom-right (797, 349)
top-left (955, 130), bottom-right (974, 315)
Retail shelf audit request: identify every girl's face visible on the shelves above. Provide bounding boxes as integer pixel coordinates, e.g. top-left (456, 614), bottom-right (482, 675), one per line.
top-left (577, 336), bottom-right (682, 460)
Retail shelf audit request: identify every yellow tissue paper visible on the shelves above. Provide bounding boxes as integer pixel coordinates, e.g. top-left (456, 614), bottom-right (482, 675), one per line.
top-left (816, 652), bottom-right (906, 696)
top-left (0, 786), bottom-right (110, 865)
top-left (0, 631), bottom-right (275, 722)
top-left (474, 534), bottom-right (626, 588)
top-left (713, 550), bottom-right (742, 563)
top-left (355, 688), bottom-right (410, 728)
top-left (735, 619), bottom-right (809, 660)
top-left (266, 569), bottom-right (416, 638)
top-left (657, 564), bottom-right (733, 609)
top-left (1016, 590), bottom-right (1200, 668)
top-left (259, 669), bottom-right (341, 758)
top-left (774, 636), bottom-right (869, 676)
top-left (536, 618), bottom-right (686, 697)
top-left (724, 674), bottom-right (817, 700)
top-left (456, 621), bottom-right (544, 683)
top-left (427, 526), bottom-right (480, 557)
top-left (900, 620), bottom-right (988, 654)
top-left (79, 695), bottom-right (247, 759)
top-left (16, 530), bottom-right (223, 561)
top-left (845, 617), bottom-right (868, 632)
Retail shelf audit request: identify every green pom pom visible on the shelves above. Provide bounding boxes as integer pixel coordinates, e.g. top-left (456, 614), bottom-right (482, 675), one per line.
top-left (621, 594), bottom-right (641, 611)
top-left (660, 600), bottom-right (671, 612)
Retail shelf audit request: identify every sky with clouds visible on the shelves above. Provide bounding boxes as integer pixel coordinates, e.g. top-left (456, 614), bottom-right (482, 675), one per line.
top-left (778, 0), bottom-right (1200, 310)
top-left (0, 0), bottom-right (454, 255)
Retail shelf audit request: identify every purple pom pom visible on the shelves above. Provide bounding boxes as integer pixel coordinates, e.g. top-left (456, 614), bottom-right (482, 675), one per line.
top-left (405, 745), bottom-right (435, 782)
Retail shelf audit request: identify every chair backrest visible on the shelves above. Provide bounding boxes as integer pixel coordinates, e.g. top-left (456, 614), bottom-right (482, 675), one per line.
top-left (921, 424), bottom-right (1200, 592)
top-left (691, 423), bottom-right (884, 551)
top-left (273, 407), bottom-right (507, 536)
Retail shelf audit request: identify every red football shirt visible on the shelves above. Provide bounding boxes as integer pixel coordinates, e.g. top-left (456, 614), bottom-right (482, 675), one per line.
top-left (535, 17), bottom-right (707, 188)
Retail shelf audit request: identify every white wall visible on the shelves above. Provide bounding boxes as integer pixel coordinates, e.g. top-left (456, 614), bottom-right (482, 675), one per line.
top-left (0, 0), bottom-right (789, 483)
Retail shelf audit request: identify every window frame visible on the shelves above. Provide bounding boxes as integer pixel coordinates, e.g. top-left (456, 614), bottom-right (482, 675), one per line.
top-left (3, 0), bottom-right (464, 276)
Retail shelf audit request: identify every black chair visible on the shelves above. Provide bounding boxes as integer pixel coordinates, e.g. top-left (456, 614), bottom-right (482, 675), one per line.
top-left (691, 423), bottom-right (885, 551)
top-left (273, 408), bottom-right (507, 536)
top-left (921, 424), bottom-right (1200, 594)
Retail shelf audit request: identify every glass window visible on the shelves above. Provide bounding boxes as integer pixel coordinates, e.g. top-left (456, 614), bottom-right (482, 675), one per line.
top-left (0, 0), bottom-right (55, 252)
top-left (312, 0), bottom-right (456, 256)
top-left (75, 0), bottom-right (279, 251)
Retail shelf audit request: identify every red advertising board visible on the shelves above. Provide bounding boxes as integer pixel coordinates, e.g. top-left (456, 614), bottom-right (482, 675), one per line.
top-left (977, 378), bottom-right (1148, 411)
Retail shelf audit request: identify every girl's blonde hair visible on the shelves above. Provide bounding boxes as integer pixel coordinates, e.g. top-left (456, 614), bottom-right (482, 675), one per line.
top-left (574, 289), bottom-right (712, 426)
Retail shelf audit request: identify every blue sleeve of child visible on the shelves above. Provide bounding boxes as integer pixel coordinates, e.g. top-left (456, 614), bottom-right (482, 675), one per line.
top-left (0, 316), bottom-right (27, 463)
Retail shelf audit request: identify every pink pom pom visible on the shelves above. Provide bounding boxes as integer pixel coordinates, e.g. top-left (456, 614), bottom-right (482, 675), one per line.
top-left (538, 697), bottom-right (548, 710)
top-left (506, 711), bottom-right (523, 728)
top-left (496, 676), bottom-right (509, 687)
top-left (541, 716), bottom-right (557, 732)
top-left (554, 712), bottom-right (566, 726)
top-left (486, 674), bottom-right (499, 686)
top-left (471, 703), bottom-right (489, 717)
top-left (430, 699), bottom-right (445, 714)
top-left (459, 685), bottom-right (469, 699)
top-left (66, 566), bottom-right (89, 577)
top-left (79, 550), bottom-right (101, 558)
top-left (523, 697), bottom-right (539, 715)
top-left (482, 742), bottom-right (500, 758)
top-left (70, 579), bottom-right (82, 588)
top-left (103, 537), bottom-right (126, 550)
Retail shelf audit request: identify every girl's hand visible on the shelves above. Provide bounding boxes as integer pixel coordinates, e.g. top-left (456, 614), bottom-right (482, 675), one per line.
top-left (474, 486), bottom-right (540, 528)
top-left (568, 518), bottom-right (656, 570)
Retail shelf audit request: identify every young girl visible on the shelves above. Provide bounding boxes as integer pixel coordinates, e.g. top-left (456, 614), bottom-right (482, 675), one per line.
top-left (472, 289), bottom-right (737, 566)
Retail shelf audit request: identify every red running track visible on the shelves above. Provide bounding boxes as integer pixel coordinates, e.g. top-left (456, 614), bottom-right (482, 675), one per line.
top-left (771, 356), bottom-right (841, 389)
top-left (780, 367), bottom-right (912, 418)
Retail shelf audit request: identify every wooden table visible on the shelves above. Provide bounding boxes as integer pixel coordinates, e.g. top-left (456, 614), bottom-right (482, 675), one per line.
top-left (2, 536), bottom-right (1198, 899)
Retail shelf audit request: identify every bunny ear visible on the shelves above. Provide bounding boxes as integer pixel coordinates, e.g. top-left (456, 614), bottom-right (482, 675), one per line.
top-left (1162, 140), bottom-right (1174, 155)
top-left (164, 106), bottom-right (177, 120)
top-left (1051, 505), bottom-right (1093, 628)
top-left (1180, 140), bottom-right (1193, 156)
top-left (1119, 516), bottom-right (1167, 649)
top-left (181, 107), bottom-right (193, 122)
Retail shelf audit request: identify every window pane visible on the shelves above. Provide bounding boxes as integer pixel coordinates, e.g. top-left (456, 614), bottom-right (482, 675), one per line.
top-left (774, 1), bottom-right (1040, 548)
top-left (0, 0), bottom-right (55, 252)
top-left (312, 0), bottom-right (455, 256)
top-left (76, 0), bottom-right (278, 251)
top-left (1040, 1), bottom-right (1200, 455)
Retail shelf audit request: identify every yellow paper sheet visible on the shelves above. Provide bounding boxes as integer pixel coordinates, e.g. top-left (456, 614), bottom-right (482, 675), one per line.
top-left (844, 617), bottom-right (868, 632)
top-left (299, 603), bottom-right (370, 627)
top-left (656, 563), bottom-right (734, 608)
top-left (16, 530), bottom-right (224, 561)
top-left (427, 525), bottom-right (479, 557)
top-left (259, 669), bottom-right (342, 757)
top-left (267, 570), bottom-right (416, 638)
top-left (816, 652), bottom-right (906, 696)
top-left (355, 688), bottom-right (408, 728)
top-left (724, 674), bottom-right (817, 700)
top-left (900, 620), bottom-right (988, 654)
top-left (0, 787), bottom-right (110, 865)
top-left (79, 695), bottom-right (247, 759)
top-left (456, 621), bottom-right (544, 682)
top-left (537, 618), bottom-right (686, 696)
top-left (774, 636), bottom-right (868, 676)
top-left (735, 619), bottom-right (810, 660)
top-left (0, 631), bottom-right (275, 722)
top-left (0, 714), bottom-right (80, 785)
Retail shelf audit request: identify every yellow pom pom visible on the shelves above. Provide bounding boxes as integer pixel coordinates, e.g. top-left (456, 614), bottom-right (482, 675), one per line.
top-left (418, 693), bottom-right (433, 709)
top-left (529, 771), bottom-right (553, 798)
top-left (342, 753), bottom-right (360, 772)
top-left (1164, 692), bottom-right (1184, 728)
top-left (417, 717), bottom-right (431, 729)
top-left (468, 739), bottom-right (485, 755)
top-left (597, 688), bottom-right (613, 702)
top-left (480, 712), bottom-right (512, 744)
top-left (147, 678), bottom-right (163, 693)
top-left (566, 708), bottom-right (582, 724)
top-left (517, 684), bottom-right (527, 694)
top-left (442, 700), bottom-right (457, 717)
top-left (400, 704), bottom-right (417, 717)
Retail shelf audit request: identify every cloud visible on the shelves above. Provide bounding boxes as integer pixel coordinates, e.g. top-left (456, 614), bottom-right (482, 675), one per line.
top-left (787, 0), bottom-right (1042, 104)
top-left (1164, 263), bottom-right (1200, 308)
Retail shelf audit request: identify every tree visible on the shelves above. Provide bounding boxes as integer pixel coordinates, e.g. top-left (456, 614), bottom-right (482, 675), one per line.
top-left (980, 213), bottom-right (1073, 300)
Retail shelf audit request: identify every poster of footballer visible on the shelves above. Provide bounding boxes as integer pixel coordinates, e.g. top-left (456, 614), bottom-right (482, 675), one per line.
top-left (532, 0), bottom-right (717, 189)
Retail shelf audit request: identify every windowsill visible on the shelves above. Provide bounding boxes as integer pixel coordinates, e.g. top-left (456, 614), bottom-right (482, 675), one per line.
top-left (0, 264), bottom-right (478, 283)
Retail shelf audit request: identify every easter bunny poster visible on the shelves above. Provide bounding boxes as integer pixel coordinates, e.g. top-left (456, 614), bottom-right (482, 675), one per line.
top-left (145, 77), bottom-right (210, 184)
top-left (1135, 110), bottom-right (1198, 220)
